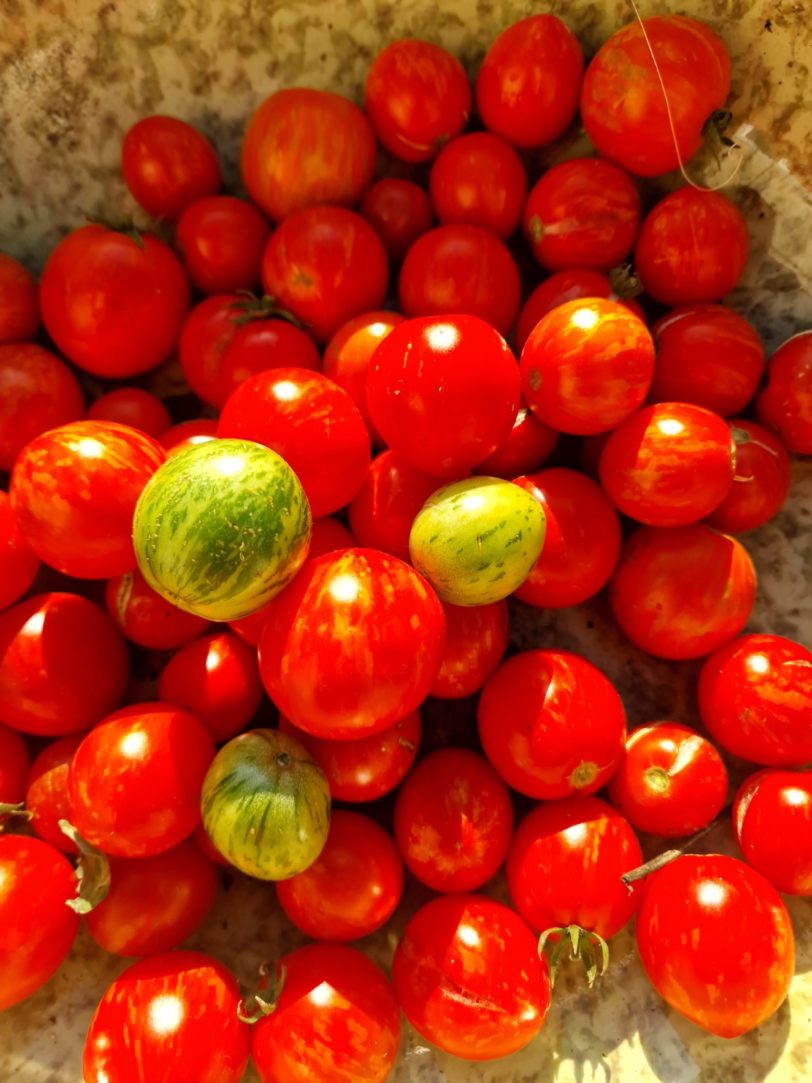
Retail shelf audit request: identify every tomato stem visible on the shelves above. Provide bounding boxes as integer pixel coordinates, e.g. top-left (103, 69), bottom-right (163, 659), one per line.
top-left (237, 962), bottom-right (287, 1024)
top-left (620, 805), bottom-right (731, 889)
top-left (228, 292), bottom-right (303, 329)
top-left (0, 802), bottom-right (32, 830)
top-left (608, 262), bottom-right (644, 300)
top-left (538, 925), bottom-right (609, 988)
top-left (59, 819), bottom-right (111, 914)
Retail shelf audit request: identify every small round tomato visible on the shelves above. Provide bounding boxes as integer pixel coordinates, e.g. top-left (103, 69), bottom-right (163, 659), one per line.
top-left (609, 524), bottom-right (756, 660)
top-left (513, 467), bottom-right (622, 608)
top-left (473, 405), bottom-right (559, 478)
top-left (87, 387), bottom-right (171, 438)
top-left (0, 592), bottom-right (129, 736)
top-left (520, 298), bottom-right (654, 434)
top-left (635, 189), bottom-right (749, 306)
top-left (178, 293), bottom-right (243, 407)
top-left (348, 450), bottom-right (442, 562)
top-left (393, 894), bottom-right (551, 1061)
top-left (706, 420), bottom-right (792, 534)
top-left (0, 252), bottom-right (39, 343)
top-left (106, 566), bottom-right (210, 649)
top-left (698, 633), bottom-right (812, 766)
top-left (359, 178), bottom-right (434, 260)
top-left (478, 649), bottom-right (627, 799)
top-left (756, 330), bottom-right (812, 454)
top-left (0, 490), bottom-right (40, 611)
top-left (0, 721), bottom-right (29, 804)
top-left (175, 195), bottom-right (271, 294)
top-left (607, 723), bottom-right (728, 837)
top-left (220, 317), bottom-right (321, 402)
top-left (476, 14), bottom-right (583, 147)
top-left (160, 419), bottom-right (220, 457)
top-left (429, 132), bottom-right (527, 239)
top-left (276, 810), bottom-right (403, 941)
top-left (636, 855), bottom-right (793, 1038)
top-left (734, 770), bottom-right (812, 895)
top-left (398, 224), bottom-right (521, 336)
top-left (0, 343), bottom-right (84, 471)
top-left (251, 945), bottom-right (401, 1083)
top-left (431, 600), bottom-right (509, 699)
top-left (69, 702), bottom-right (215, 858)
top-left (121, 115), bottom-right (221, 219)
top-left (25, 735), bottom-right (83, 853)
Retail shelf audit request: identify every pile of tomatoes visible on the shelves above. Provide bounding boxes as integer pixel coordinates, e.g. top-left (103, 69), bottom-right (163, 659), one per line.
top-left (1, 11), bottom-right (812, 1083)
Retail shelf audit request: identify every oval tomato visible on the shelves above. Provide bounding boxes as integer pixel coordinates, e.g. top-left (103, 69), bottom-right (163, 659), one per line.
top-left (106, 566), bottom-right (210, 650)
top-left (359, 178), bottom-right (434, 260)
top-left (429, 132), bottom-right (527, 239)
top-left (87, 387), bottom-right (171, 439)
top-left (0, 489), bottom-right (40, 611)
top-left (734, 769), bottom-right (812, 895)
top-left (756, 330), bottom-right (812, 454)
top-left (473, 405), bottom-right (559, 478)
top-left (121, 115), bottom-right (221, 219)
top-left (175, 195), bottom-right (271, 294)
top-left (25, 735), bottom-right (83, 853)
top-left (0, 721), bottom-right (29, 805)
top-left (348, 450), bottom-right (440, 562)
top-left (706, 420), bottom-right (792, 534)
top-left (430, 599), bottom-right (509, 699)
top-left (0, 252), bottom-right (39, 344)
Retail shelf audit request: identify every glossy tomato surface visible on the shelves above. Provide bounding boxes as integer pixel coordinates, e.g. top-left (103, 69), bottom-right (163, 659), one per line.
top-left (429, 132), bottom-right (527, 239)
top-left (0, 252), bottom-right (39, 344)
top-left (106, 566), bottom-right (210, 649)
top-left (359, 178), bottom-right (434, 260)
top-left (219, 316), bottom-right (321, 407)
top-left (175, 195), bottom-right (271, 294)
top-left (0, 343), bottom-right (84, 471)
top-left (473, 405), bottom-right (559, 478)
top-left (25, 734), bottom-right (83, 853)
top-left (177, 293), bottom-right (242, 407)
top-left (0, 721), bottom-right (29, 805)
top-left (0, 490), bottom-right (40, 611)
top-left (348, 450), bottom-right (441, 562)
top-left (87, 387), bottom-right (171, 439)
top-left (734, 769), bottom-right (812, 894)
top-left (706, 420), bottom-right (792, 534)
top-left (121, 115), bottom-right (221, 218)
top-left (431, 599), bottom-right (509, 698)
top-left (756, 330), bottom-right (812, 454)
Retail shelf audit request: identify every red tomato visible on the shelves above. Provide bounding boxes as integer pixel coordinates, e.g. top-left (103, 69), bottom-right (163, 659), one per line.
top-left (698, 633), bottom-right (812, 766)
top-left (0, 593), bottom-right (129, 736)
top-left (431, 599), bottom-right (509, 699)
top-left (635, 188), bottom-right (748, 306)
top-left (478, 649), bottom-right (627, 799)
top-left (398, 224), bottom-right (521, 336)
top-left (0, 835), bottom-right (80, 1011)
top-left (0, 490), bottom-right (40, 611)
top-left (348, 450), bottom-right (441, 562)
top-left (581, 17), bottom-right (731, 177)
top-left (476, 15), bottom-right (583, 147)
top-left (636, 855), bottom-right (793, 1037)
top-left (160, 419), bottom-right (219, 457)
top-left (220, 318), bottom-right (320, 397)
top-left (276, 810), bottom-right (403, 941)
top-left (0, 721), bottom-right (29, 804)
top-left (251, 944), bottom-right (401, 1083)
top-left (40, 225), bottom-right (190, 378)
top-left (520, 298), bottom-right (654, 434)
top-left (87, 387), bottom-right (171, 439)
top-left (0, 343), bottom-right (84, 471)
top-left (359, 178), bottom-right (434, 260)
top-left (609, 524), bottom-right (756, 660)
top-left (473, 405), bottom-right (559, 478)
top-left (507, 795), bottom-right (642, 938)
top-left (364, 39), bottom-right (471, 163)
top-left (25, 735), bottom-right (83, 853)
top-left (85, 839), bottom-right (219, 957)
top-left (607, 723), bottom-right (728, 837)
top-left (706, 420), bottom-right (792, 534)
top-left (393, 894), bottom-right (551, 1060)
top-left (218, 367), bottom-right (371, 517)
top-left (734, 770), bottom-right (812, 895)
top-left (650, 305), bottom-right (765, 416)
top-left (242, 88), bottom-right (375, 221)
top-left (0, 252), bottom-right (39, 343)
top-left (513, 468), bottom-right (622, 608)
top-left (259, 548), bottom-right (445, 739)
top-left (580, 431), bottom-right (612, 478)
top-left (756, 330), bottom-right (812, 454)
top-left (175, 195), bottom-right (271, 294)
top-left (429, 132), bottom-right (527, 239)
top-left (83, 951), bottom-right (250, 1083)
top-left (177, 293), bottom-right (243, 406)
top-left (106, 566), bottom-right (210, 650)
top-left (69, 702), bottom-right (215, 858)
top-left (367, 314), bottom-right (521, 476)
top-left (121, 115), bottom-right (221, 219)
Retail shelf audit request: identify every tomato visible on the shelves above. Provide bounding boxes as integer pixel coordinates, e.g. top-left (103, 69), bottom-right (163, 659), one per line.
top-left (0, 835), bottom-right (80, 1011)
top-left (178, 293), bottom-right (243, 406)
top-left (0, 721), bottom-right (29, 804)
top-left (756, 330), bottom-right (812, 454)
top-left (224, 316), bottom-right (321, 394)
top-left (121, 115), bottom-right (221, 219)
top-left (175, 195), bottom-right (271, 294)
top-left (734, 770), bottom-right (812, 895)
top-left (513, 467), bottom-right (622, 607)
top-left (398, 224), bottom-right (521, 336)
top-left (367, 314), bottom-right (520, 476)
top-left (242, 88), bottom-right (375, 221)
top-left (429, 132), bottom-right (527, 239)
top-left (473, 405), bottom-right (558, 478)
top-left (609, 524), bottom-right (756, 660)
top-left (160, 419), bottom-right (219, 457)
top-left (83, 950), bottom-right (250, 1083)
top-left (431, 599), bottom-right (509, 699)
top-left (348, 450), bottom-right (441, 562)
top-left (359, 178), bottom-right (434, 260)
top-left (635, 855), bottom-right (793, 1038)
top-left (520, 298), bottom-right (654, 434)
top-left (634, 188), bottom-right (748, 306)
top-left (25, 735), bottom-right (83, 853)
top-left (259, 548), bottom-right (445, 738)
top-left (706, 420), bottom-right (792, 534)
top-left (650, 304), bottom-right (765, 417)
top-left (69, 702), bottom-right (215, 858)
top-left (0, 343), bottom-right (84, 471)
top-left (698, 633), bottom-right (812, 766)
top-left (0, 592), bottom-right (129, 736)
top-left (251, 944), bottom-right (401, 1083)
top-left (192, 822), bottom-right (230, 867)
top-left (393, 894), bottom-right (551, 1060)
top-left (478, 649), bottom-right (627, 799)
top-left (364, 39), bottom-right (471, 163)
top-left (0, 252), bottom-right (39, 343)
top-left (581, 16), bottom-right (731, 177)
top-left (476, 14), bottom-right (583, 147)
top-left (0, 490), bottom-right (39, 611)
top-left (276, 810), bottom-right (403, 941)
top-left (87, 387), bottom-right (171, 438)
top-left (106, 566), bottom-right (210, 649)
top-left (40, 225), bottom-right (190, 378)
top-left (607, 723), bottom-right (728, 837)
top-left (218, 367), bottom-right (370, 517)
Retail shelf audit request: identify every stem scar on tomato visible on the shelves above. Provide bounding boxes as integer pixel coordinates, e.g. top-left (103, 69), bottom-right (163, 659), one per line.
top-left (58, 819), bottom-right (111, 914)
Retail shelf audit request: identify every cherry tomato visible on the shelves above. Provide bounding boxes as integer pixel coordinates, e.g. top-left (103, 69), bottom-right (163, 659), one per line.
top-left (0, 721), bottom-right (29, 804)
top-left (706, 420), bottom-right (792, 534)
top-left (25, 735), bottom-right (83, 853)
top-left (68, 702), bottom-right (215, 858)
top-left (175, 195), bottom-right (271, 294)
top-left (431, 599), bottom-right (509, 699)
top-left (177, 293), bottom-right (243, 406)
top-left (276, 810), bottom-right (403, 941)
top-left (223, 315), bottom-right (321, 395)
top-left (756, 330), bottom-right (812, 454)
top-left (635, 855), bottom-right (793, 1038)
top-left (160, 419), bottom-right (220, 458)
top-left (607, 723), bottom-right (728, 837)
top-left (476, 14), bottom-right (583, 147)
top-left (0, 592), bottom-right (129, 736)
top-left (734, 769), bottom-right (812, 895)
top-left (398, 224), bottom-right (521, 336)
top-left (698, 633), bottom-right (812, 766)
top-left (429, 132), bottom-right (527, 239)
top-left (0, 252), bottom-right (39, 343)
top-left (0, 490), bottom-right (40, 611)
top-left (106, 566), bottom-right (210, 649)
top-left (87, 387), bottom-right (171, 438)
top-left (609, 524), bottom-right (756, 660)
top-left (348, 450), bottom-right (441, 562)
top-left (83, 950), bottom-right (250, 1083)
top-left (473, 405), bottom-right (559, 478)
top-left (513, 467), bottom-right (622, 607)
top-left (121, 115), bottom-right (221, 219)
top-left (393, 894), bottom-right (551, 1060)
top-left (520, 298), bottom-right (654, 434)
top-left (359, 178), bottom-right (434, 260)
top-left (0, 343), bottom-right (84, 471)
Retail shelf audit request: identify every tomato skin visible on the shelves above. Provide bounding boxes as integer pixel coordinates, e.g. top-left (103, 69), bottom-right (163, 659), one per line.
top-left (607, 723), bottom-right (728, 837)
top-left (431, 599), bottom-right (509, 699)
top-left (473, 405), bottom-right (558, 478)
top-left (106, 566), bottom-right (210, 649)
top-left (706, 420), bottom-right (792, 534)
top-left (83, 950), bottom-right (250, 1083)
top-left (756, 330), bottom-right (812, 454)
top-left (221, 318), bottom-right (321, 401)
top-left (0, 490), bottom-right (40, 611)
top-left (698, 633), bottom-right (812, 766)
top-left (0, 835), bottom-right (80, 1012)
top-left (175, 195), bottom-right (271, 294)
top-left (0, 721), bottom-right (29, 804)
top-left (178, 293), bottom-right (242, 407)
top-left (348, 450), bottom-right (442, 562)
top-left (429, 132), bottom-right (527, 239)
top-left (635, 855), bottom-right (793, 1038)
top-left (25, 735), bottom-right (83, 853)
top-left (609, 525), bottom-right (756, 660)
top-left (478, 649), bottom-right (627, 800)
top-left (160, 419), bottom-right (219, 458)
top-left (513, 467), bottom-right (622, 608)
top-left (87, 387), bottom-right (171, 439)
top-left (359, 178), bottom-right (434, 260)
top-left (0, 252), bottom-right (39, 343)
top-left (476, 15), bottom-right (583, 148)
top-left (393, 894), bottom-right (551, 1060)
top-left (734, 770), bottom-right (812, 894)
top-left (122, 115), bottom-right (220, 218)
